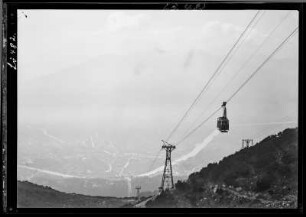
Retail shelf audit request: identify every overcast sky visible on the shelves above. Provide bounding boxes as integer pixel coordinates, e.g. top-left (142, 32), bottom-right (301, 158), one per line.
top-left (17, 10), bottom-right (298, 158)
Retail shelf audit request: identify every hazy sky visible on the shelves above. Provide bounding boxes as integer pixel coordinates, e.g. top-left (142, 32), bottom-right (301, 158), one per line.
top-left (17, 10), bottom-right (298, 159)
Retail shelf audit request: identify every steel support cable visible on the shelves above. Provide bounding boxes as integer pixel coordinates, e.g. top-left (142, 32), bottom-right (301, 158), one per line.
top-left (210, 11), bottom-right (290, 105)
top-left (164, 10), bottom-right (261, 143)
top-left (147, 148), bottom-right (163, 172)
top-left (147, 13), bottom-right (295, 174)
top-left (180, 11), bottom-right (267, 137)
top-left (176, 26), bottom-right (298, 146)
top-left (144, 11), bottom-right (264, 173)
top-left (176, 106), bottom-right (222, 146)
top-left (182, 11), bottom-right (291, 135)
top-left (207, 10), bottom-right (266, 90)
top-left (220, 11), bottom-right (292, 103)
top-left (226, 26), bottom-right (298, 103)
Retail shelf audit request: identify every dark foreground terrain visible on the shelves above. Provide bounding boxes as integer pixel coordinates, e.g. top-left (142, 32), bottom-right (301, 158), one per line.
top-left (147, 128), bottom-right (298, 208)
top-left (17, 181), bottom-right (137, 208)
top-left (17, 128), bottom-right (298, 208)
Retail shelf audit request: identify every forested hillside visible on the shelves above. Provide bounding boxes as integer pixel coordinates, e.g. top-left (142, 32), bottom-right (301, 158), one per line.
top-left (147, 128), bottom-right (298, 208)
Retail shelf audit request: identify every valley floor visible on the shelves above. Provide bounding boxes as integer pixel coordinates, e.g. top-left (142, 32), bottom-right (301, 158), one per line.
top-left (17, 181), bottom-right (137, 208)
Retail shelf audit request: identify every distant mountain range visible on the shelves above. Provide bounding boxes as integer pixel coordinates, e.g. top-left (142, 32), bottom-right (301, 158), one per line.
top-left (17, 127), bottom-right (298, 208)
top-left (18, 125), bottom-right (227, 183)
top-left (18, 125), bottom-right (190, 196)
top-left (18, 123), bottom-right (298, 199)
top-left (18, 165), bottom-right (178, 198)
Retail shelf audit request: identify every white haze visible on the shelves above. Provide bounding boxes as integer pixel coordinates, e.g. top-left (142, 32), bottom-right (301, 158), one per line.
top-left (137, 129), bottom-right (220, 177)
top-left (17, 10), bottom-right (298, 181)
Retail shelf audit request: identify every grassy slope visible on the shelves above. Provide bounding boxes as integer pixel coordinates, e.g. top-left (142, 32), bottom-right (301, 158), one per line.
top-left (17, 181), bottom-right (136, 208)
top-left (147, 128), bottom-right (298, 208)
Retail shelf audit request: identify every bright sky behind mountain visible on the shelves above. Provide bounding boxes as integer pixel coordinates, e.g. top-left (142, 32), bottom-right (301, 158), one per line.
top-left (17, 10), bottom-right (298, 173)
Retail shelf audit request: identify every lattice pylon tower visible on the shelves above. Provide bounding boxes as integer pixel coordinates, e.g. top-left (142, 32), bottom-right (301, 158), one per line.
top-left (135, 186), bottom-right (141, 201)
top-left (242, 139), bottom-right (254, 149)
top-left (159, 140), bottom-right (176, 191)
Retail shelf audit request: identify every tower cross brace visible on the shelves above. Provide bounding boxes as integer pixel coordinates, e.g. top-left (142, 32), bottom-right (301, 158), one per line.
top-left (159, 140), bottom-right (176, 192)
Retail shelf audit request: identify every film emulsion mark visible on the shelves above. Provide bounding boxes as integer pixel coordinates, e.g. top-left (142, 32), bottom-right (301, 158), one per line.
top-left (5, 4), bottom-right (18, 213)
top-left (163, 2), bottom-right (206, 10)
top-left (7, 33), bottom-right (16, 71)
top-left (11, 3), bottom-right (301, 211)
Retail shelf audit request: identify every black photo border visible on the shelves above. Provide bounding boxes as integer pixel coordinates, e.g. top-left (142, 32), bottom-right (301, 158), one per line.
top-left (1, 0), bottom-right (304, 215)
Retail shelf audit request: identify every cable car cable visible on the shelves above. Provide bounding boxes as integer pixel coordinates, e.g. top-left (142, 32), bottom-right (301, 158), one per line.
top-left (211, 11), bottom-right (291, 105)
top-left (226, 26), bottom-right (298, 103)
top-left (143, 12), bottom-right (292, 174)
top-left (176, 106), bottom-right (222, 146)
top-left (219, 11), bottom-right (292, 102)
top-left (145, 13), bottom-right (296, 178)
top-left (164, 10), bottom-right (261, 143)
top-left (192, 10), bottom-right (265, 115)
top-left (182, 11), bottom-right (292, 135)
top-left (208, 10), bottom-right (266, 88)
top-left (181, 11), bottom-right (268, 136)
top-left (147, 149), bottom-right (163, 172)
top-left (175, 26), bottom-right (298, 146)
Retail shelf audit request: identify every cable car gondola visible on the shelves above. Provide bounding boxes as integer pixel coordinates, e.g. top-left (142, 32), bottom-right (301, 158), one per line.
top-left (217, 102), bottom-right (229, 133)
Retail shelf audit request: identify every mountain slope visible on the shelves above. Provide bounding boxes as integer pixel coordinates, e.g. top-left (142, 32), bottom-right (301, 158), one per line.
top-left (17, 181), bottom-right (136, 208)
top-left (147, 127), bottom-right (298, 208)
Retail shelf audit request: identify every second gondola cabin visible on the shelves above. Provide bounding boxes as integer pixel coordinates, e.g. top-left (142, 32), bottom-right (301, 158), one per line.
top-left (217, 102), bottom-right (229, 132)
